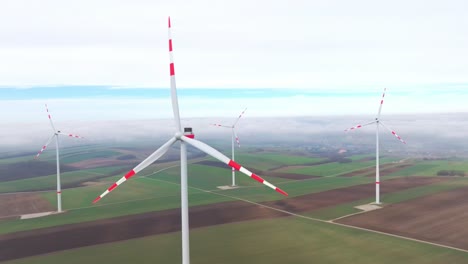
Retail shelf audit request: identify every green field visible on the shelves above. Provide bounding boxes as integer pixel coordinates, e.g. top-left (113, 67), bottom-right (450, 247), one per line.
top-left (1, 153), bottom-right (459, 236)
top-left (145, 163), bottom-right (286, 190)
top-left (0, 166), bottom-right (128, 193)
top-left (388, 160), bottom-right (468, 177)
top-left (4, 217), bottom-right (468, 264)
top-left (305, 177), bottom-right (468, 220)
top-left (2, 147), bottom-right (468, 263)
top-left (59, 150), bottom-right (122, 163)
top-left (234, 152), bottom-right (325, 170)
top-left (281, 157), bottom-right (400, 176)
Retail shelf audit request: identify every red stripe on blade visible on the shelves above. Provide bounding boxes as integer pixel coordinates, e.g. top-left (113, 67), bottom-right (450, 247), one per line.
top-left (57, 191), bottom-right (61, 194)
top-left (169, 39), bottom-right (173, 51)
top-left (168, 17), bottom-right (171, 28)
top-left (108, 183), bottom-right (118, 192)
top-left (228, 160), bottom-right (241, 171)
top-left (124, 170), bottom-right (136, 179)
top-left (92, 196), bottom-right (101, 204)
top-left (376, 181), bottom-right (380, 184)
top-left (251, 174), bottom-right (264, 183)
top-left (170, 63), bottom-right (175, 76)
top-left (275, 188), bottom-right (288, 196)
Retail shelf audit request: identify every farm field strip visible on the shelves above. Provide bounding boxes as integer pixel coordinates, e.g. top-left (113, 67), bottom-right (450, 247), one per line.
top-left (332, 221), bottom-right (468, 254)
top-left (387, 160), bottom-right (468, 177)
top-left (147, 175), bottom-right (468, 253)
top-left (3, 177), bottom-right (468, 263)
top-left (138, 175), bottom-right (468, 254)
top-left (272, 157), bottom-right (401, 177)
top-left (3, 152), bottom-right (466, 254)
top-left (0, 166), bottom-right (129, 194)
top-left (4, 216), bottom-right (468, 264)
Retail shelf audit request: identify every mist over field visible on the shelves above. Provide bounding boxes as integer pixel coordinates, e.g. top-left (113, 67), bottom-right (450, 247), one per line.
top-left (2, 113), bottom-right (467, 158)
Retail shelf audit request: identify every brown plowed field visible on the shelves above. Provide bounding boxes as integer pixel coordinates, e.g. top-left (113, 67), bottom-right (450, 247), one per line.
top-left (336, 185), bottom-right (468, 250)
top-left (0, 176), bottom-right (448, 261)
top-left (0, 193), bottom-right (54, 218)
top-left (263, 177), bottom-right (447, 213)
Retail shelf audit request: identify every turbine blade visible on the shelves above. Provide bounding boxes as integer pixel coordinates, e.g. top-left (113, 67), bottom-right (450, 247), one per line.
top-left (377, 88), bottom-right (387, 119)
top-left (234, 129), bottom-right (240, 147)
top-left (45, 104), bottom-right (57, 132)
top-left (211, 123), bottom-right (231, 128)
top-left (58, 132), bottom-right (84, 139)
top-left (34, 134), bottom-right (55, 159)
top-left (344, 121), bottom-right (376, 132)
top-left (233, 108), bottom-right (247, 127)
top-left (180, 136), bottom-right (288, 196)
top-left (168, 16), bottom-right (182, 132)
top-left (380, 122), bottom-right (407, 144)
top-left (93, 137), bottom-right (177, 203)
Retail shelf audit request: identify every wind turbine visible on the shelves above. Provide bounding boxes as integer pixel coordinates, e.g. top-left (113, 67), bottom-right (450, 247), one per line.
top-left (35, 104), bottom-right (84, 213)
top-left (92, 17), bottom-right (288, 264)
top-left (344, 88), bottom-right (406, 204)
top-left (212, 108), bottom-right (247, 187)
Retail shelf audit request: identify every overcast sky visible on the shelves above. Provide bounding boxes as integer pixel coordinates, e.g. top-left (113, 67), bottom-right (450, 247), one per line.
top-left (1, 0), bottom-right (467, 148)
top-left (1, 0), bottom-right (467, 88)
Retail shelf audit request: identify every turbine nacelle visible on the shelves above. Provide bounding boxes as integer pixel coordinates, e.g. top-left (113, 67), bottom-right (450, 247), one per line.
top-left (184, 127), bottom-right (195, 139)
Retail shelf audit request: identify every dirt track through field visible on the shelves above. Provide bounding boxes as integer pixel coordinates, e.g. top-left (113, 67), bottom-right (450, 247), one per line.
top-left (0, 176), bottom-right (448, 261)
top-left (336, 185), bottom-right (468, 250)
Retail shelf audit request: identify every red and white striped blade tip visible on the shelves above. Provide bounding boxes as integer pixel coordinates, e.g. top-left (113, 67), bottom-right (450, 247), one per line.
top-left (227, 160), bottom-right (288, 196)
top-left (391, 131), bottom-right (406, 144)
top-left (344, 125), bottom-right (362, 132)
top-left (92, 170), bottom-right (136, 203)
top-left (276, 188), bottom-right (288, 196)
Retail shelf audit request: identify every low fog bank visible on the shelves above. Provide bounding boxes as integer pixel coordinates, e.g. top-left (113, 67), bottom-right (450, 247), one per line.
top-left (2, 113), bottom-right (468, 157)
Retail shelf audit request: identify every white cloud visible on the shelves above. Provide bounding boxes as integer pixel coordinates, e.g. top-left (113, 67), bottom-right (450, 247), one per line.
top-left (0, 0), bottom-right (467, 88)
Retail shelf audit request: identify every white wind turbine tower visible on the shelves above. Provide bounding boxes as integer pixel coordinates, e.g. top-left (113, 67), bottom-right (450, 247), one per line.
top-left (35, 104), bottom-right (84, 213)
top-left (345, 88), bottom-right (406, 204)
top-left (92, 17), bottom-right (288, 264)
top-left (212, 108), bottom-right (247, 187)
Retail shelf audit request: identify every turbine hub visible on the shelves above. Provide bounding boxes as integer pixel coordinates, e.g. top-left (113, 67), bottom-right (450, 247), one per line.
top-left (175, 131), bottom-right (183, 139)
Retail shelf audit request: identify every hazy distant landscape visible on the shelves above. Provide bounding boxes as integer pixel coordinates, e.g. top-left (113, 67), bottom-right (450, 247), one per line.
top-left (2, 132), bottom-right (468, 263)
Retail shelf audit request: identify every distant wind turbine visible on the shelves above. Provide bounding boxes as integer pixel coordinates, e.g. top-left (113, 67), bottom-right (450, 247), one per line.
top-left (92, 17), bottom-right (288, 264)
top-left (345, 88), bottom-right (406, 204)
top-left (212, 108), bottom-right (247, 186)
top-left (35, 104), bottom-right (84, 213)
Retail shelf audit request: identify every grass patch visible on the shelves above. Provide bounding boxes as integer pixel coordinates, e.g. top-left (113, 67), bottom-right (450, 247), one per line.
top-left (5, 217), bottom-right (468, 264)
top-left (306, 177), bottom-right (468, 221)
top-left (234, 153), bottom-right (325, 171)
top-left (283, 157), bottom-right (399, 176)
top-left (0, 190), bottom-right (234, 235)
top-left (0, 166), bottom-right (128, 193)
top-left (388, 160), bottom-right (468, 177)
top-left (60, 150), bottom-right (121, 163)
